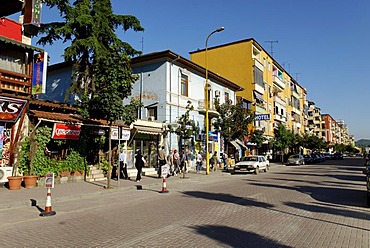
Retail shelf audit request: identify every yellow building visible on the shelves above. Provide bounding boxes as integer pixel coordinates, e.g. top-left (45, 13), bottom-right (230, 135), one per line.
top-left (190, 38), bottom-right (307, 151)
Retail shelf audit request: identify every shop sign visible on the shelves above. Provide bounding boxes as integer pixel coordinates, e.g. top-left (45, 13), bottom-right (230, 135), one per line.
top-left (0, 96), bottom-right (28, 123)
top-left (89, 129), bottom-right (105, 136)
top-left (32, 52), bottom-right (48, 94)
top-left (111, 127), bottom-right (130, 140)
top-left (52, 123), bottom-right (81, 140)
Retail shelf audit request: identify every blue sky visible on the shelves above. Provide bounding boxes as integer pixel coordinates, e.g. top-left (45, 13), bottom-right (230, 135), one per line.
top-left (32, 0), bottom-right (370, 140)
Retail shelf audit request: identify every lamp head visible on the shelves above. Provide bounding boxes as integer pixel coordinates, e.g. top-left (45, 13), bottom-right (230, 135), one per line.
top-left (216, 27), bottom-right (225, 32)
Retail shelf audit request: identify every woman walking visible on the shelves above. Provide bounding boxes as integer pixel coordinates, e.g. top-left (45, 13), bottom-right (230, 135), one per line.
top-left (134, 150), bottom-right (146, 182)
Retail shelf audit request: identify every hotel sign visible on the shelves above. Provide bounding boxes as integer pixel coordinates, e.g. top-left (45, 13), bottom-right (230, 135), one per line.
top-left (255, 114), bottom-right (270, 121)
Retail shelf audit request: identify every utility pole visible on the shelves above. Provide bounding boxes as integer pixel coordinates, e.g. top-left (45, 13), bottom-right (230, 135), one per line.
top-left (265, 40), bottom-right (278, 57)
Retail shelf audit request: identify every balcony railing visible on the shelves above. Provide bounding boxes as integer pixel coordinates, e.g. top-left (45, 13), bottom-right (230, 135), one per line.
top-left (273, 75), bottom-right (285, 90)
top-left (0, 68), bottom-right (31, 94)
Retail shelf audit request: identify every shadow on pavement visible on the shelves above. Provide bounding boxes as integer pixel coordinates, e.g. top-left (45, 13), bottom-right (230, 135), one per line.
top-left (189, 225), bottom-right (292, 248)
top-left (284, 201), bottom-right (370, 222)
top-left (30, 199), bottom-right (44, 213)
top-left (249, 182), bottom-right (367, 208)
top-left (182, 191), bottom-right (274, 208)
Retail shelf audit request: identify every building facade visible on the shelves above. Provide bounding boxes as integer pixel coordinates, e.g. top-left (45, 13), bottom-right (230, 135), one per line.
top-left (190, 38), bottom-right (307, 154)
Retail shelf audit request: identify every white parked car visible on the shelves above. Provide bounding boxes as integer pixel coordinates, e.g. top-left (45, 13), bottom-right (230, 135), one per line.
top-left (233, 155), bottom-right (269, 174)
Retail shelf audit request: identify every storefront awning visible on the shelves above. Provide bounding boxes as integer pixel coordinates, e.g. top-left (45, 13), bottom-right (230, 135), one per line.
top-left (133, 126), bottom-right (163, 135)
top-left (230, 140), bottom-right (241, 149)
top-left (0, 36), bottom-right (44, 52)
top-left (235, 139), bottom-right (247, 149)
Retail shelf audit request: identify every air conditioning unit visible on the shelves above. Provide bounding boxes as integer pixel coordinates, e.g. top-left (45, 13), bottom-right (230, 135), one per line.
top-left (215, 90), bottom-right (221, 97)
top-left (0, 166), bottom-right (13, 183)
top-left (148, 116), bottom-right (155, 121)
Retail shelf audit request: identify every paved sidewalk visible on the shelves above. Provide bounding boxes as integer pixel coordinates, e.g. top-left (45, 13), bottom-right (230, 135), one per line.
top-left (0, 162), bottom-right (283, 210)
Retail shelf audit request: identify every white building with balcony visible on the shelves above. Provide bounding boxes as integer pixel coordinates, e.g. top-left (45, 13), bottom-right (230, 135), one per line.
top-left (129, 50), bottom-right (243, 154)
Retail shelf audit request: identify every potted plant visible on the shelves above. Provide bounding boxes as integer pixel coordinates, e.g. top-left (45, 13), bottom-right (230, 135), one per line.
top-left (18, 137), bottom-right (38, 189)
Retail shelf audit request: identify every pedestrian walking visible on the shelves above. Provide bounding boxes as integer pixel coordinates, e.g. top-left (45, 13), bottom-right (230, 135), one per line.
top-left (211, 152), bottom-right (219, 171)
top-left (134, 150), bottom-right (146, 182)
top-left (119, 148), bottom-right (129, 180)
top-left (157, 146), bottom-right (167, 178)
top-left (173, 149), bottom-right (180, 176)
top-left (222, 153), bottom-right (228, 170)
top-left (167, 149), bottom-right (174, 177)
top-left (196, 152), bottom-right (203, 173)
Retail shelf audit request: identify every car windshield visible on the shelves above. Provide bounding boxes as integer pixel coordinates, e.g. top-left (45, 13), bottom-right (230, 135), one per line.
top-left (242, 156), bottom-right (258, 161)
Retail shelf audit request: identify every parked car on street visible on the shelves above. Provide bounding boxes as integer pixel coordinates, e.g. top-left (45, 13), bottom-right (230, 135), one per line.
top-left (333, 153), bottom-right (344, 160)
top-left (323, 153), bottom-right (333, 160)
top-left (233, 155), bottom-right (269, 174)
top-left (303, 154), bottom-right (313, 164)
top-left (286, 154), bottom-right (305, 166)
top-left (362, 166), bottom-right (370, 206)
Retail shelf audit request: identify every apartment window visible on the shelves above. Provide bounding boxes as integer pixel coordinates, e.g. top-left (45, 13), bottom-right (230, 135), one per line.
top-left (224, 92), bottom-right (230, 103)
top-left (263, 58), bottom-right (266, 67)
top-left (268, 62), bottom-right (271, 71)
top-left (147, 107), bottom-right (157, 120)
top-left (181, 73), bottom-right (188, 96)
top-left (253, 67), bottom-right (263, 87)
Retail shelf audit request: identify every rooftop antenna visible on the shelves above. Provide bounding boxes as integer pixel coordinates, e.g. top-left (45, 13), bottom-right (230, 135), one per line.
top-left (140, 37), bottom-right (144, 53)
top-left (293, 72), bottom-right (302, 81)
top-left (265, 40), bottom-right (278, 57)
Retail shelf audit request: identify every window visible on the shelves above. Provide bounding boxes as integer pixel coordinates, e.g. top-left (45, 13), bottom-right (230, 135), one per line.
top-left (268, 62), bottom-right (271, 71)
top-left (181, 73), bottom-right (188, 96)
top-left (147, 107), bottom-right (157, 120)
top-left (253, 67), bottom-right (263, 87)
top-left (224, 92), bottom-right (229, 103)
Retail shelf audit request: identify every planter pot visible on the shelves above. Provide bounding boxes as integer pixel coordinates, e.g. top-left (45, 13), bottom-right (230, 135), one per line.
top-left (7, 176), bottom-right (23, 190)
top-left (23, 175), bottom-right (38, 189)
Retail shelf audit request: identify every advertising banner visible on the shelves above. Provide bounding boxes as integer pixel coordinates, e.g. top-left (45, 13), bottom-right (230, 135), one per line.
top-left (52, 123), bottom-right (81, 140)
top-left (0, 96), bottom-right (28, 123)
top-left (32, 51), bottom-right (48, 94)
top-left (111, 127), bottom-right (130, 140)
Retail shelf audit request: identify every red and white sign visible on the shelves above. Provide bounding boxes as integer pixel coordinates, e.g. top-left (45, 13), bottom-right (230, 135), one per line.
top-left (0, 96), bottom-right (28, 123)
top-left (52, 123), bottom-right (81, 140)
top-left (45, 172), bottom-right (54, 188)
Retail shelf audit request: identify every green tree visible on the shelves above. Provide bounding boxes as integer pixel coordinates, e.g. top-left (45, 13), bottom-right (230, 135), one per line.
top-left (167, 101), bottom-right (199, 153)
top-left (214, 98), bottom-right (255, 153)
top-left (36, 0), bottom-right (144, 188)
top-left (273, 124), bottom-right (292, 163)
top-left (249, 129), bottom-right (266, 154)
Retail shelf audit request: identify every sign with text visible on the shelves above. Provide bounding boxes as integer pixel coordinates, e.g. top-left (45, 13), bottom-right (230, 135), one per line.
top-left (45, 172), bottom-right (54, 188)
top-left (161, 164), bottom-right (169, 178)
top-left (255, 114), bottom-right (270, 121)
top-left (111, 127), bottom-right (130, 140)
top-left (0, 96), bottom-right (28, 123)
top-left (52, 123), bottom-right (81, 140)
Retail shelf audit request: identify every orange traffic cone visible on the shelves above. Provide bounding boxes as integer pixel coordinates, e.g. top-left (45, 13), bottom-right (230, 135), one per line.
top-left (160, 177), bottom-right (169, 193)
top-left (40, 188), bottom-right (56, 217)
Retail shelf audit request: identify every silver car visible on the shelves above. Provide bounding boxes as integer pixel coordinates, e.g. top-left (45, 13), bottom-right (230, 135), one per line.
top-left (286, 154), bottom-right (305, 166)
top-left (233, 155), bottom-right (269, 174)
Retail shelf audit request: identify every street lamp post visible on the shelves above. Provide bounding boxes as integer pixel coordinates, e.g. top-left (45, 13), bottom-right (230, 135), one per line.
top-left (205, 27), bottom-right (224, 175)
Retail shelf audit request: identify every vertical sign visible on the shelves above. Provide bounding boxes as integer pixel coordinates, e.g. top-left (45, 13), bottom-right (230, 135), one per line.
top-left (45, 172), bottom-right (55, 188)
top-left (32, 52), bottom-right (48, 94)
top-left (24, 0), bottom-right (42, 27)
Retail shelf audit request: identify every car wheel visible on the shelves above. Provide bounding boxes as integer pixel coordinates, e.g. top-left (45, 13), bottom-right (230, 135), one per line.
top-left (254, 167), bottom-right (259, 175)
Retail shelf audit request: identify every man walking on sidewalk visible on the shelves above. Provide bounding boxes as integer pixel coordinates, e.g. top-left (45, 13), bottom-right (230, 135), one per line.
top-left (119, 148), bottom-right (129, 180)
top-left (157, 146), bottom-right (167, 178)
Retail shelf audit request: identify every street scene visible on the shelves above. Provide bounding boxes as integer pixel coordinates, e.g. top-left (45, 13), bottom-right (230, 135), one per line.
top-left (1, 1), bottom-right (370, 247)
top-left (1, 158), bottom-right (369, 247)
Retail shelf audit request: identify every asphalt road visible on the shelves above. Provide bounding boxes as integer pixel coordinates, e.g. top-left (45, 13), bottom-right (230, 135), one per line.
top-left (1, 158), bottom-right (369, 248)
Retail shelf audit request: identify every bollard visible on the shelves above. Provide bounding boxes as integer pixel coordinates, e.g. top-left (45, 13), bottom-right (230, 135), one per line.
top-left (40, 188), bottom-right (56, 217)
top-left (160, 177), bottom-right (169, 193)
